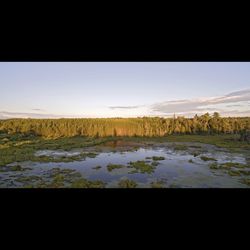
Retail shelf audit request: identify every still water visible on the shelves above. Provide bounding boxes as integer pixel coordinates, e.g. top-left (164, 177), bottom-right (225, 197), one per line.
top-left (1, 145), bottom-right (249, 188)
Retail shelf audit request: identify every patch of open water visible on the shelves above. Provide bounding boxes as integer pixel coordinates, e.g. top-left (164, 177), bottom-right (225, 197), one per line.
top-left (1, 145), bottom-right (249, 188)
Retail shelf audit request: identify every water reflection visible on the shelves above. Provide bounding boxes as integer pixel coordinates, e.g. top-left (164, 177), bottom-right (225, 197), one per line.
top-left (1, 146), bottom-right (248, 188)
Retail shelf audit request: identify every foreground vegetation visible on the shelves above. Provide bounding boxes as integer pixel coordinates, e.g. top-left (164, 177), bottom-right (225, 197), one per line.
top-left (2, 167), bottom-right (106, 188)
top-left (209, 162), bottom-right (250, 185)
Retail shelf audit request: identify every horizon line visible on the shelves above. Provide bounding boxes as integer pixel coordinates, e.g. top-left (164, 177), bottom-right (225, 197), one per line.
top-left (1, 114), bottom-right (250, 120)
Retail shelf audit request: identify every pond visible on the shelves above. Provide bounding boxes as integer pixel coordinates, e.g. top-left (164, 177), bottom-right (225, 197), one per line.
top-left (1, 142), bottom-right (250, 188)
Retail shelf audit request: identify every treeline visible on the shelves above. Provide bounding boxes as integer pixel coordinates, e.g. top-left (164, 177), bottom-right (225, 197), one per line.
top-left (0, 113), bottom-right (249, 138)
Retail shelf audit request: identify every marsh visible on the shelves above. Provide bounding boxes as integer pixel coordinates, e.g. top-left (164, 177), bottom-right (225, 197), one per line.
top-left (0, 134), bottom-right (250, 188)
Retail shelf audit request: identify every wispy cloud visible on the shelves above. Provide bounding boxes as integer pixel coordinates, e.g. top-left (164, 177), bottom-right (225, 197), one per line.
top-left (0, 111), bottom-right (62, 119)
top-left (1, 89), bottom-right (250, 119)
top-left (109, 105), bottom-right (142, 110)
top-left (32, 108), bottom-right (45, 111)
top-left (150, 89), bottom-right (250, 117)
top-left (226, 104), bottom-right (242, 108)
top-left (0, 111), bottom-right (102, 119)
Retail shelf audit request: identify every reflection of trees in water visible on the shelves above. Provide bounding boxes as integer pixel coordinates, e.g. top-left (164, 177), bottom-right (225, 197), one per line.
top-left (240, 130), bottom-right (250, 142)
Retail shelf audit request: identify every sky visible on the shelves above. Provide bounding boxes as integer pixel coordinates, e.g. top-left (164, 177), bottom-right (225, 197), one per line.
top-left (0, 62), bottom-right (250, 119)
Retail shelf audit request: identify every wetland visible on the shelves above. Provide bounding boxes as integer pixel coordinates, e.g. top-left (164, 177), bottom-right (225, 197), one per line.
top-left (0, 132), bottom-right (250, 188)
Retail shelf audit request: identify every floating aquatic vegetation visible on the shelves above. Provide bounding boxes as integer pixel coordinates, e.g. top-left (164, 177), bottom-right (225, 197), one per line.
top-left (228, 170), bottom-right (241, 176)
top-left (50, 168), bottom-right (76, 176)
top-left (128, 161), bottom-right (156, 174)
top-left (70, 178), bottom-right (105, 188)
top-left (190, 145), bottom-right (202, 148)
top-left (219, 162), bottom-right (247, 169)
top-left (10, 165), bottom-right (32, 171)
top-left (13, 167), bottom-right (105, 188)
top-left (92, 166), bottom-right (102, 170)
top-left (152, 156), bottom-right (165, 161)
top-left (239, 170), bottom-right (250, 176)
top-left (118, 179), bottom-right (137, 188)
top-left (209, 162), bottom-right (250, 178)
top-left (0, 165), bottom-right (32, 172)
top-left (16, 175), bottom-right (43, 183)
top-left (200, 156), bottom-right (217, 161)
top-left (210, 162), bottom-right (248, 170)
top-left (84, 152), bottom-right (98, 158)
top-left (53, 174), bottom-right (65, 182)
top-left (151, 161), bottom-right (159, 167)
top-left (49, 174), bottom-right (66, 188)
top-left (34, 151), bottom-right (99, 163)
top-left (22, 185), bottom-right (36, 188)
top-left (241, 178), bottom-right (250, 186)
top-left (107, 164), bottom-right (126, 172)
top-left (209, 163), bottom-right (219, 169)
top-left (173, 145), bottom-right (188, 151)
top-left (192, 152), bottom-right (200, 157)
top-left (150, 180), bottom-right (166, 188)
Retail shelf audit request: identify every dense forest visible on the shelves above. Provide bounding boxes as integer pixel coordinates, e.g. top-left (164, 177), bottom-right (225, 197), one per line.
top-left (0, 113), bottom-right (249, 138)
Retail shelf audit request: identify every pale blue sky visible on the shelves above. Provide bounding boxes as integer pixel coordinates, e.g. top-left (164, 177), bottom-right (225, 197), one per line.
top-left (0, 62), bottom-right (250, 118)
